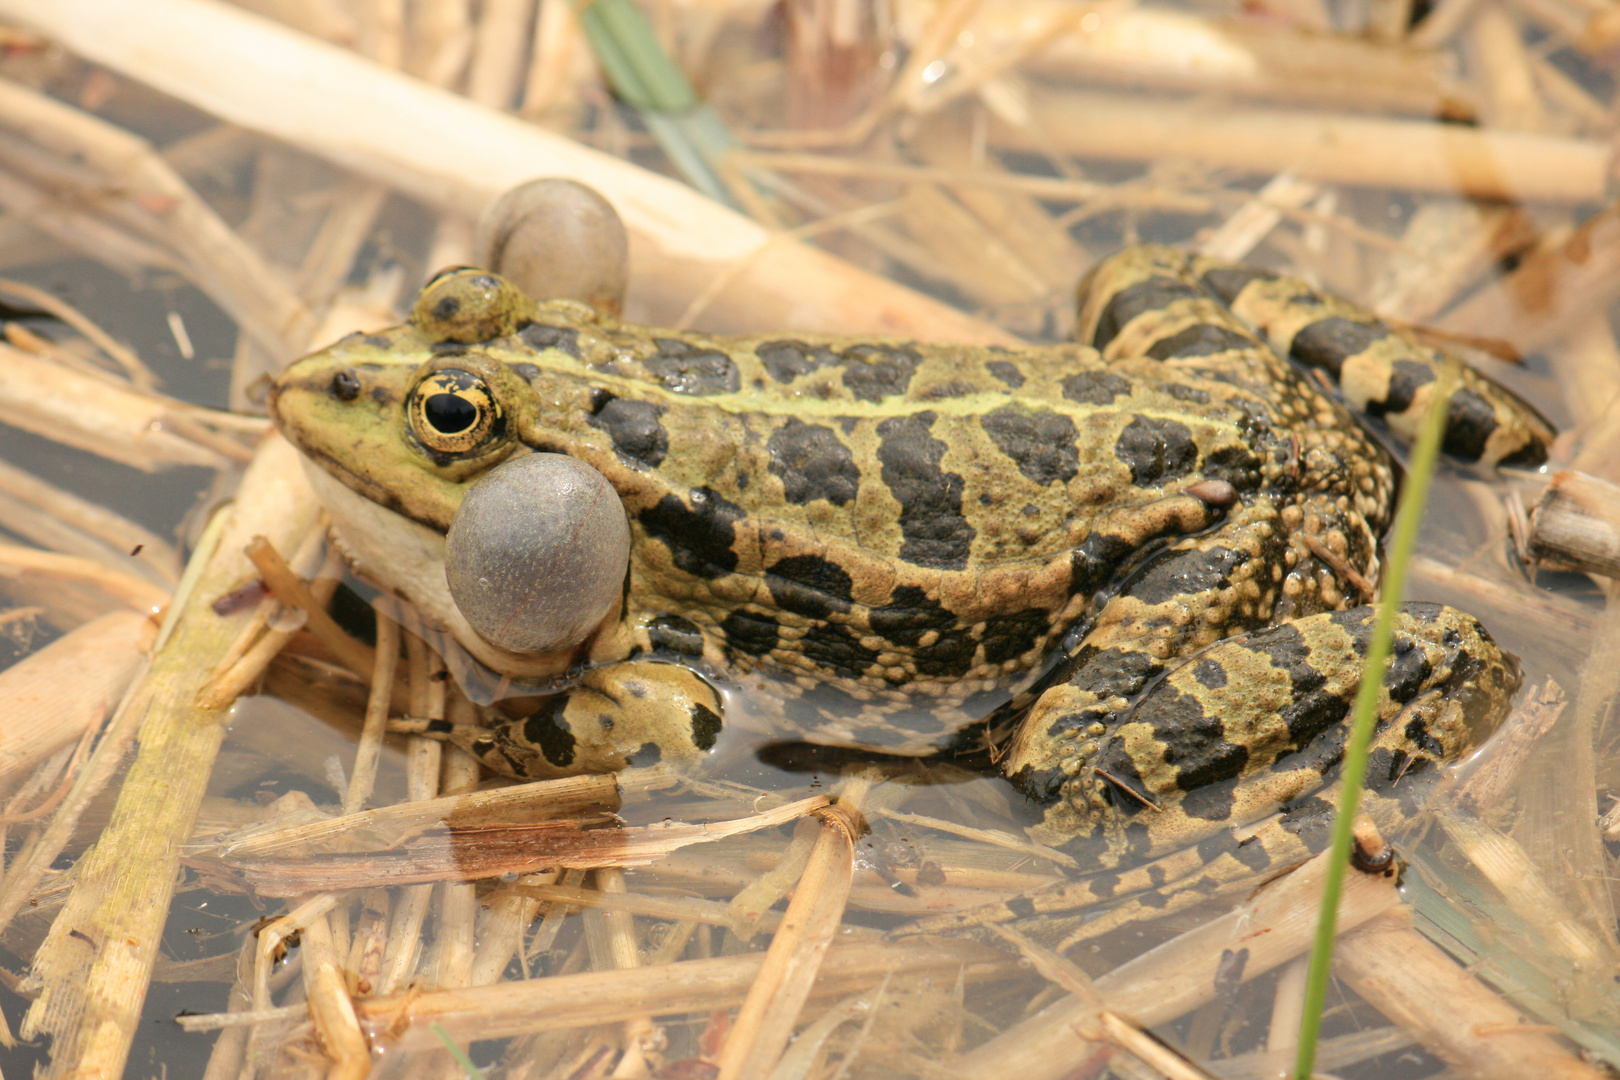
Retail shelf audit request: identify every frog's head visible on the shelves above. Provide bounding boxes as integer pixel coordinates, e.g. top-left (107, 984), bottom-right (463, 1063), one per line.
top-left (271, 269), bottom-right (631, 678)
top-left (273, 268), bottom-right (550, 516)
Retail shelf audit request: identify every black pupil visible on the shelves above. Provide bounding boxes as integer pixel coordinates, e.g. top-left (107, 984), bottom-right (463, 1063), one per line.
top-left (425, 393), bottom-right (478, 434)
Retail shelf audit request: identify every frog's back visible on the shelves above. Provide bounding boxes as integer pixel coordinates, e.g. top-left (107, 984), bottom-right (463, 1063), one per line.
top-left (467, 303), bottom-right (1299, 702)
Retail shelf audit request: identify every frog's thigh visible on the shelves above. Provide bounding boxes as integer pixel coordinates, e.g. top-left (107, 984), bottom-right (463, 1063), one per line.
top-left (452, 662), bottom-right (724, 780)
top-left (1004, 501), bottom-right (1288, 796)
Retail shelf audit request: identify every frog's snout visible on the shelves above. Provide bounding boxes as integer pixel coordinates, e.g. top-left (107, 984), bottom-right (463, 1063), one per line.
top-left (445, 452), bottom-right (630, 654)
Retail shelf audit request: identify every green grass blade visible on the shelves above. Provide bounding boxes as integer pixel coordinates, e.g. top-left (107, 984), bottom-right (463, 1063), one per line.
top-left (431, 1021), bottom-right (488, 1080)
top-left (1292, 379), bottom-right (1456, 1080)
top-left (572, 0), bottom-right (741, 208)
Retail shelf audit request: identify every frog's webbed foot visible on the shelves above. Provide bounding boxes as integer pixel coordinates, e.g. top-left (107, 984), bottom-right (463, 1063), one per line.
top-left (392, 660), bottom-right (723, 780)
top-left (903, 607), bottom-right (1510, 944)
top-left (892, 812), bottom-right (1318, 943)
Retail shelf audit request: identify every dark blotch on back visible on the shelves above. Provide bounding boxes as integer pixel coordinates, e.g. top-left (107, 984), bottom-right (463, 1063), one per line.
top-left (981, 608), bottom-right (1051, 665)
top-left (798, 621), bottom-right (882, 679)
top-left (757, 340), bottom-right (840, 383)
top-left (1145, 323), bottom-right (1254, 360)
top-left (638, 487), bottom-right (745, 579)
top-left (1192, 658), bottom-right (1227, 688)
top-left (876, 412), bottom-right (975, 570)
top-left (765, 554), bottom-right (855, 619)
top-left (1289, 317), bottom-right (1388, 378)
top-left (645, 338), bottom-right (741, 395)
top-left (1069, 647), bottom-right (1162, 705)
top-left (587, 390), bottom-right (668, 468)
top-left (982, 405), bottom-right (1080, 485)
top-left (1062, 370), bottom-right (1132, 406)
top-left (1125, 546), bottom-right (1244, 607)
top-left (1161, 383), bottom-right (1211, 404)
top-left (646, 615), bottom-right (704, 656)
top-left (1070, 532), bottom-right (1139, 597)
top-left (986, 359), bottom-right (1025, 388)
top-left (840, 343), bottom-right (920, 402)
top-left (1385, 638), bottom-right (1433, 705)
top-left (1093, 275), bottom-right (1205, 349)
top-left (767, 419), bottom-right (860, 507)
top-left (520, 323), bottom-right (581, 357)
top-left (1115, 414), bottom-right (1198, 487)
top-left (1114, 686), bottom-right (1251, 799)
top-left (1246, 623), bottom-right (1354, 748)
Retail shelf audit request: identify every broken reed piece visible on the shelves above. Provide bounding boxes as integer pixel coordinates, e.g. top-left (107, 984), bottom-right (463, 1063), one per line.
top-left (243, 535), bottom-right (389, 697)
top-left (0, 609), bottom-right (155, 782)
top-left (1527, 470), bottom-right (1620, 579)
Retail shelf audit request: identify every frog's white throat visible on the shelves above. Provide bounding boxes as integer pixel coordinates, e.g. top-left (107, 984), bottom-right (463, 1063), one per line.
top-left (300, 459), bottom-right (575, 680)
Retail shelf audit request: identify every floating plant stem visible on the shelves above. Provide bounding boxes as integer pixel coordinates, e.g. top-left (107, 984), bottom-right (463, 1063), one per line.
top-left (1293, 378), bottom-right (1457, 1080)
top-left (432, 1022), bottom-right (488, 1079)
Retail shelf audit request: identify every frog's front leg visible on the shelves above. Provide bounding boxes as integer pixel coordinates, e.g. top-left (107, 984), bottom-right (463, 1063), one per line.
top-left (394, 661), bottom-right (723, 780)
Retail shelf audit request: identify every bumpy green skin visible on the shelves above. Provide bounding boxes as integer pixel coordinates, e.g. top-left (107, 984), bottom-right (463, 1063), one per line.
top-left (270, 246), bottom-right (1550, 862)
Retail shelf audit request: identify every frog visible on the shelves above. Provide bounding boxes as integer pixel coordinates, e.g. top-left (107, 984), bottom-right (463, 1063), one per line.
top-left (269, 243), bottom-right (1552, 912)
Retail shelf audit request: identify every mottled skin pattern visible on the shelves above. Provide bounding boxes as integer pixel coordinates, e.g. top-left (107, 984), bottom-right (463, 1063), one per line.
top-left (271, 245), bottom-right (1550, 877)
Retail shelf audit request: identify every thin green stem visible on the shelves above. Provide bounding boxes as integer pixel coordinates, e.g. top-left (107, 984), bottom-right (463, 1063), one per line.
top-left (1292, 380), bottom-right (1456, 1080)
top-left (432, 1021), bottom-right (488, 1080)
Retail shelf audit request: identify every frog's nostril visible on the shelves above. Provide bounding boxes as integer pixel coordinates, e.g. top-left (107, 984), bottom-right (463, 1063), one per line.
top-left (330, 370), bottom-right (362, 401)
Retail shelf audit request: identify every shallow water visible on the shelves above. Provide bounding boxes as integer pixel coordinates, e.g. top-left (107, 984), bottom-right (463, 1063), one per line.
top-left (2, 3), bottom-right (1620, 1077)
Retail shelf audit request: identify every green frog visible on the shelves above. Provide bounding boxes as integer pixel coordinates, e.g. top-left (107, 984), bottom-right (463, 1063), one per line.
top-left (270, 244), bottom-right (1550, 907)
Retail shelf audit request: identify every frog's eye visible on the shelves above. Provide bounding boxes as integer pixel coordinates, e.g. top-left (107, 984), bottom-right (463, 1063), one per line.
top-left (408, 369), bottom-right (502, 456)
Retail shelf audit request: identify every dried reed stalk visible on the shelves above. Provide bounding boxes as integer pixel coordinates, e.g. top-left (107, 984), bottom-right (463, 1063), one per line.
top-left (1336, 911), bottom-right (1607, 1080)
top-left (0, 342), bottom-right (232, 473)
top-left (342, 595), bottom-right (399, 815)
top-left (213, 772), bottom-right (647, 861)
top-left (0, 77), bottom-right (316, 357)
top-left (17, 435), bottom-right (320, 1080)
top-left (222, 794), bottom-right (833, 893)
top-left (995, 86), bottom-right (1610, 204)
top-left (0, 610), bottom-right (154, 781)
top-left (0, 544), bottom-right (171, 615)
top-left (715, 796), bottom-right (863, 1078)
top-left (1017, 6), bottom-right (1467, 117)
top-left (4, 0), bottom-right (1018, 343)
top-left (356, 938), bottom-right (1018, 1051)
top-left (301, 904), bottom-right (371, 1078)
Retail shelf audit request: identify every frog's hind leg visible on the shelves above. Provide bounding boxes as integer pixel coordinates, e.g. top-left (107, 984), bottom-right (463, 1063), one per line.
top-left (1190, 253), bottom-right (1554, 467)
top-left (1075, 244), bottom-right (1301, 396)
top-left (1004, 601), bottom-right (1516, 878)
top-left (911, 605), bottom-right (1515, 941)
